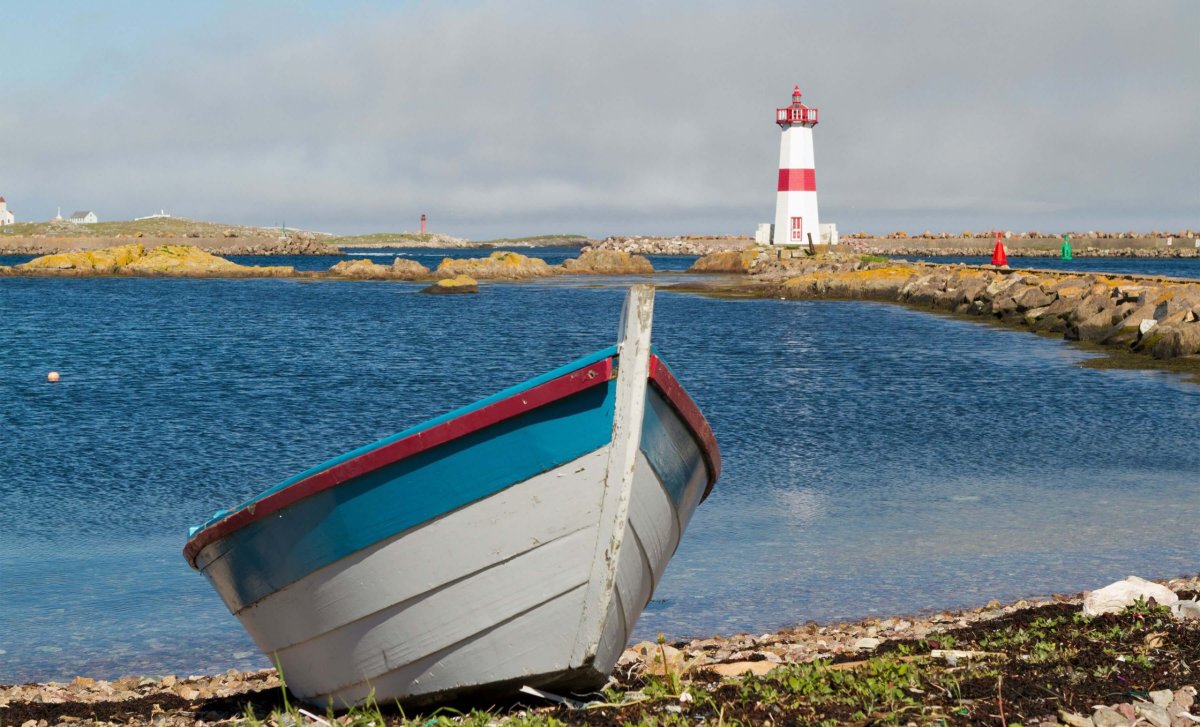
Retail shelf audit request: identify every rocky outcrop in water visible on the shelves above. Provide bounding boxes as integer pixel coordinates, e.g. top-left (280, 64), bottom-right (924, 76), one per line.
top-left (13, 244), bottom-right (146, 273)
top-left (435, 251), bottom-right (555, 279)
top-left (688, 249), bottom-right (757, 273)
top-left (421, 275), bottom-right (478, 294)
top-left (11, 244), bottom-right (294, 277)
top-left (327, 258), bottom-right (431, 280)
top-left (559, 249), bottom-right (654, 274)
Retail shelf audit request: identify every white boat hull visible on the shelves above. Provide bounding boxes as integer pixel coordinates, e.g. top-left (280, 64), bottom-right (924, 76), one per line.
top-left (186, 286), bottom-right (718, 707)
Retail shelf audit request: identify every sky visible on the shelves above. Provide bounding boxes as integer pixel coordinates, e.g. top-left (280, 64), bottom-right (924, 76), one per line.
top-left (1, 1), bottom-right (1197, 238)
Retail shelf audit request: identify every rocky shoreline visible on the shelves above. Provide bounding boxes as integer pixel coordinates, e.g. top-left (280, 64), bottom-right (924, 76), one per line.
top-left (0, 235), bottom-right (341, 257)
top-left (584, 235), bottom-right (752, 256)
top-left (4, 573), bottom-right (1198, 726)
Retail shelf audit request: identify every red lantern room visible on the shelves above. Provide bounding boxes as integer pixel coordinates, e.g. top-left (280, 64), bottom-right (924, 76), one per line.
top-left (776, 85), bottom-right (818, 127)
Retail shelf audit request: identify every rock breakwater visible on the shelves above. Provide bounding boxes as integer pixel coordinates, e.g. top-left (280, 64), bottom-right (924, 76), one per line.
top-left (587, 235), bottom-right (751, 256)
top-left (217, 236), bottom-right (340, 255)
top-left (688, 249), bottom-right (1200, 365)
top-left (838, 232), bottom-right (1200, 258)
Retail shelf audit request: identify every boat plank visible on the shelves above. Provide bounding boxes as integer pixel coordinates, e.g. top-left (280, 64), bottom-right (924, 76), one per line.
top-left (241, 448), bottom-right (610, 652)
top-left (628, 450), bottom-right (683, 584)
top-left (276, 527), bottom-right (595, 698)
top-left (324, 585), bottom-right (594, 706)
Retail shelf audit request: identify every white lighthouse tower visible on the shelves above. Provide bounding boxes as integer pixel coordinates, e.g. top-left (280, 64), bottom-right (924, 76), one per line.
top-left (771, 86), bottom-right (820, 245)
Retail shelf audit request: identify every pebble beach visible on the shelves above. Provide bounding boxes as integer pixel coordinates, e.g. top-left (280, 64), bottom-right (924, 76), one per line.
top-left (5, 574), bottom-right (1200, 726)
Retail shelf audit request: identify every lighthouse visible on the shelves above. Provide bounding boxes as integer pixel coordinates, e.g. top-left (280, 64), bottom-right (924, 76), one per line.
top-left (772, 86), bottom-right (820, 245)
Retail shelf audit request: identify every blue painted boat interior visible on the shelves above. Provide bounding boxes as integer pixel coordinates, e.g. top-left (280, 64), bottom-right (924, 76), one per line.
top-left (189, 344), bottom-right (619, 536)
top-left (200, 381), bottom-right (618, 611)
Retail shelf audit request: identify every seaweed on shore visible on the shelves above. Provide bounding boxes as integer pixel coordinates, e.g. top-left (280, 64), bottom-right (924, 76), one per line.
top-left (4, 592), bottom-right (1199, 726)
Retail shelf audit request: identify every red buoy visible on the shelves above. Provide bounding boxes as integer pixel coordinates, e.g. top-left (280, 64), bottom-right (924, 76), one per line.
top-left (991, 232), bottom-right (1008, 267)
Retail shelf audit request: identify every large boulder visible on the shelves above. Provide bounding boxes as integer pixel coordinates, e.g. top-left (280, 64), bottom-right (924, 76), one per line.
top-left (982, 273), bottom-right (1026, 301)
top-left (1013, 286), bottom-right (1056, 311)
top-left (1148, 321), bottom-right (1200, 358)
top-left (688, 249), bottom-right (756, 273)
top-left (435, 251), bottom-right (554, 280)
top-left (17, 244), bottom-right (144, 273)
top-left (1082, 576), bottom-right (1178, 616)
top-left (948, 276), bottom-right (989, 307)
top-left (560, 249), bottom-right (654, 274)
top-left (1072, 302), bottom-right (1136, 342)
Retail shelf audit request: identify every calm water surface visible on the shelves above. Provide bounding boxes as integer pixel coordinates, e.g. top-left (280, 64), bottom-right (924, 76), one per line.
top-left (2, 271), bottom-right (1199, 682)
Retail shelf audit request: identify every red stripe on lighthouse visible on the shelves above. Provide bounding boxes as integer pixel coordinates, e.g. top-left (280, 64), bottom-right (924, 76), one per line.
top-left (777, 169), bottom-right (816, 192)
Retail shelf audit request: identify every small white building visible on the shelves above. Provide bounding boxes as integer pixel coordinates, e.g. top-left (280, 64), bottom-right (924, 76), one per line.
top-left (0, 196), bottom-right (14, 226)
top-left (69, 210), bottom-right (98, 224)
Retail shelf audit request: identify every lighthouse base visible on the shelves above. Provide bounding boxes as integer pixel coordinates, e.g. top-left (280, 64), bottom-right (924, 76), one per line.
top-left (755, 222), bottom-right (839, 246)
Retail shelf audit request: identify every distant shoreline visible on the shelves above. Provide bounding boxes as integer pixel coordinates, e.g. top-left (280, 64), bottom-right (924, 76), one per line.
top-left (4, 218), bottom-right (1197, 257)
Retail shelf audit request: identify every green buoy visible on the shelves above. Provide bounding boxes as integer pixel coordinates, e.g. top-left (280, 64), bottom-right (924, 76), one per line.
top-left (1060, 233), bottom-right (1073, 261)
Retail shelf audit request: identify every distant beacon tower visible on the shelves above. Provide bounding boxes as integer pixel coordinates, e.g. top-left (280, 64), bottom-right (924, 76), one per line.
top-left (772, 86), bottom-right (820, 245)
top-left (420, 213), bottom-right (427, 234)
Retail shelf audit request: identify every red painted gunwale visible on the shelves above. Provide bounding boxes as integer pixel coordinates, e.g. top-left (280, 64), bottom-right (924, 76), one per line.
top-left (184, 357), bottom-right (614, 567)
top-left (184, 353), bottom-right (722, 568)
top-left (648, 354), bottom-right (722, 500)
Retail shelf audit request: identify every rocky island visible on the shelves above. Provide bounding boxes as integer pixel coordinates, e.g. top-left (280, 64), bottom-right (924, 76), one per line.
top-left (1, 244), bottom-right (655, 282)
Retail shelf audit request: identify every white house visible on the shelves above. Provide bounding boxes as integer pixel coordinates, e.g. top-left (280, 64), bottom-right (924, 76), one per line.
top-left (69, 210), bottom-right (98, 224)
top-left (0, 196), bottom-right (14, 226)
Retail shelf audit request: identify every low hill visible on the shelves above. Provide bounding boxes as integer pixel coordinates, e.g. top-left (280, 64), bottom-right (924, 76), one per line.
top-left (0, 217), bottom-right (300, 240)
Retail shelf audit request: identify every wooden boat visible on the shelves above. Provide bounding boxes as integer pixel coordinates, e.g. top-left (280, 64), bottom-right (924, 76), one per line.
top-left (183, 285), bottom-right (720, 707)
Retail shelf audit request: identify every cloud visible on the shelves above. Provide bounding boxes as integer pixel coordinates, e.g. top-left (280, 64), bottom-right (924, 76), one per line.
top-left (1, 1), bottom-right (1196, 237)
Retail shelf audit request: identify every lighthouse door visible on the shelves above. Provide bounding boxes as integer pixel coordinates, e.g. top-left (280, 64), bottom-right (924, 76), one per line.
top-left (790, 216), bottom-right (803, 242)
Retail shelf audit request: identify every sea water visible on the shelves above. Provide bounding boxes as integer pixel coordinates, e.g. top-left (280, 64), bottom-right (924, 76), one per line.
top-left (2, 271), bottom-right (1199, 682)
